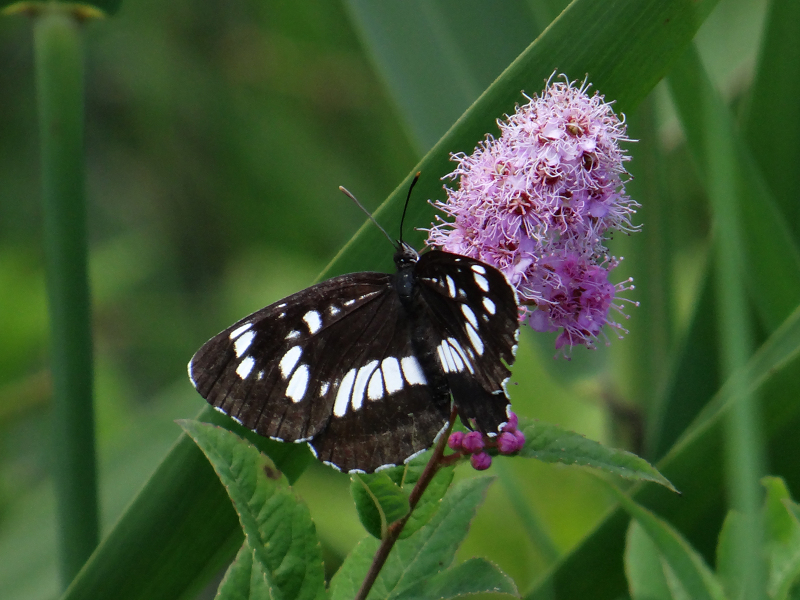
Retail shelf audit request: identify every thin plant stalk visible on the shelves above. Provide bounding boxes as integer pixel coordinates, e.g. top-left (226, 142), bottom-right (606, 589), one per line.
top-left (700, 45), bottom-right (766, 600)
top-left (33, 6), bottom-right (98, 587)
top-left (354, 406), bottom-right (457, 600)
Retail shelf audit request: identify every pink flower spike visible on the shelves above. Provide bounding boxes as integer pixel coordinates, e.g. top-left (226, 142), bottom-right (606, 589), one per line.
top-left (426, 74), bottom-right (639, 355)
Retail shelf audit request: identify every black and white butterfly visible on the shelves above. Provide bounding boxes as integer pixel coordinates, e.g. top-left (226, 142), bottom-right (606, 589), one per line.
top-left (188, 186), bottom-right (520, 473)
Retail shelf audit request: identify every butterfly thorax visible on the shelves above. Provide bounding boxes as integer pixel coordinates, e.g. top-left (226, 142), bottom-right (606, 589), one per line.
top-left (392, 241), bottom-right (421, 302)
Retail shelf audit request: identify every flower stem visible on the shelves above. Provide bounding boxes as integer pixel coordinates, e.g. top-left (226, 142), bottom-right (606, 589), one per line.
top-left (33, 7), bottom-right (98, 587)
top-left (354, 406), bottom-right (457, 600)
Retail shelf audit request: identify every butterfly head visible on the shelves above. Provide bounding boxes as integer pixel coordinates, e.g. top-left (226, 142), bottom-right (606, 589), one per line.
top-left (394, 241), bottom-right (420, 269)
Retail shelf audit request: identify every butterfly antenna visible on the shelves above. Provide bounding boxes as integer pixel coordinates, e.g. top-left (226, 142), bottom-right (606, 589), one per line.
top-left (339, 186), bottom-right (395, 246)
top-left (399, 172), bottom-right (421, 243)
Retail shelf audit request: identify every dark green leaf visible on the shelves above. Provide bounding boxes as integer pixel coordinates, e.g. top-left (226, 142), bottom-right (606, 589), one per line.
top-left (393, 557), bottom-right (518, 600)
top-left (329, 477), bottom-right (495, 600)
top-left (528, 306), bottom-right (800, 600)
top-left (666, 46), bottom-right (800, 334)
top-left (400, 465), bottom-right (454, 540)
top-left (517, 418), bottom-right (678, 493)
top-left (180, 420), bottom-right (325, 600)
top-left (351, 473), bottom-right (410, 540)
top-left (611, 487), bottom-right (727, 600)
top-left (61, 406), bottom-right (310, 600)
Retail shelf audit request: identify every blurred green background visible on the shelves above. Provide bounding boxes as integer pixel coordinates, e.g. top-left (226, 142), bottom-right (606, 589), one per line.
top-left (0, 0), bottom-right (785, 598)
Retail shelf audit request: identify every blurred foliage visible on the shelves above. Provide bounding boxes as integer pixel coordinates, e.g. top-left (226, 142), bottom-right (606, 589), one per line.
top-left (0, 0), bottom-right (792, 599)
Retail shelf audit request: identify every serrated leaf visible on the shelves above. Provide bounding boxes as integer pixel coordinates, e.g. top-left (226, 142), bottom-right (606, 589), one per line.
top-left (393, 557), bottom-right (518, 600)
top-left (329, 477), bottom-right (495, 600)
top-left (215, 544), bottom-right (273, 600)
top-left (352, 473), bottom-right (410, 540)
top-left (400, 465), bottom-right (454, 540)
top-left (516, 417), bottom-right (678, 493)
top-left (179, 420), bottom-right (325, 600)
top-left (625, 521), bottom-right (672, 600)
top-left (611, 486), bottom-right (727, 600)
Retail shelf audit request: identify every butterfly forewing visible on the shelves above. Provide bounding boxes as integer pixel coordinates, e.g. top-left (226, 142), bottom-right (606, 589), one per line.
top-left (415, 251), bottom-right (520, 433)
top-left (189, 271), bottom-right (452, 472)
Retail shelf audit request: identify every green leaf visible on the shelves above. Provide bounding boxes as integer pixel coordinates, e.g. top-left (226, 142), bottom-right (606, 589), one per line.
top-left (743, 0), bottom-right (800, 247)
top-left (400, 464), bottom-right (454, 540)
top-left (611, 487), bottom-right (728, 600)
top-left (528, 304), bottom-right (800, 599)
top-left (715, 510), bottom-right (744, 600)
top-left (392, 557), bottom-right (518, 600)
top-left (61, 405), bottom-right (311, 600)
top-left (761, 477), bottom-right (800, 599)
top-left (666, 46), bottom-right (800, 334)
top-left (517, 417), bottom-right (678, 493)
top-left (625, 521), bottom-right (672, 600)
top-left (179, 420), bottom-right (325, 600)
top-left (351, 473), bottom-right (410, 540)
top-left (215, 543), bottom-right (273, 600)
top-left (329, 477), bottom-right (495, 600)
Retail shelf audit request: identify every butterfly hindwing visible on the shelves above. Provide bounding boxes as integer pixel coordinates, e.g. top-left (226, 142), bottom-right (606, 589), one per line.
top-left (415, 251), bottom-right (520, 433)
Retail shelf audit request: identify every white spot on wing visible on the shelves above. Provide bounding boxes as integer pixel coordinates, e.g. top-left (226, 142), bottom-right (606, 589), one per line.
top-left (400, 356), bottom-right (427, 385)
top-left (448, 338), bottom-right (474, 374)
top-left (466, 322), bottom-right (484, 355)
top-left (329, 306), bottom-right (340, 316)
top-left (229, 323), bottom-right (252, 339)
top-left (381, 357), bottom-right (403, 393)
top-left (444, 338), bottom-right (465, 372)
top-left (279, 346), bottom-right (302, 379)
top-left (471, 264), bottom-right (486, 275)
top-left (351, 360), bottom-right (379, 411)
top-left (286, 364), bottom-right (309, 402)
top-left (285, 330), bottom-right (301, 340)
top-left (333, 369), bottom-right (356, 417)
top-left (367, 368), bottom-right (385, 400)
top-left (437, 344), bottom-right (456, 373)
top-left (234, 330), bottom-right (255, 358)
top-left (473, 272), bottom-right (490, 292)
top-left (482, 297), bottom-right (496, 315)
top-left (460, 305), bottom-right (478, 328)
top-left (446, 275), bottom-right (456, 298)
top-left (236, 356), bottom-right (255, 379)
top-left (319, 382), bottom-right (330, 396)
top-left (303, 310), bottom-right (322, 334)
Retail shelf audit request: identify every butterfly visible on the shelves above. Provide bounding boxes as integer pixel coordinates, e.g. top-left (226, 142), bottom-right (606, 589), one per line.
top-left (188, 182), bottom-right (520, 473)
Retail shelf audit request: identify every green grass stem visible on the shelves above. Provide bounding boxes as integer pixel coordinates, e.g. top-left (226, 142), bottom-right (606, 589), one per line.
top-left (33, 8), bottom-right (98, 587)
top-left (694, 43), bottom-right (767, 599)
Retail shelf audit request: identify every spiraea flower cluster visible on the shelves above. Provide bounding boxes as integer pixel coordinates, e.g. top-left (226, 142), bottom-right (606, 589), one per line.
top-left (428, 75), bottom-right (639, 352)
top-left (448, 412), bottom-right (525, 471)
